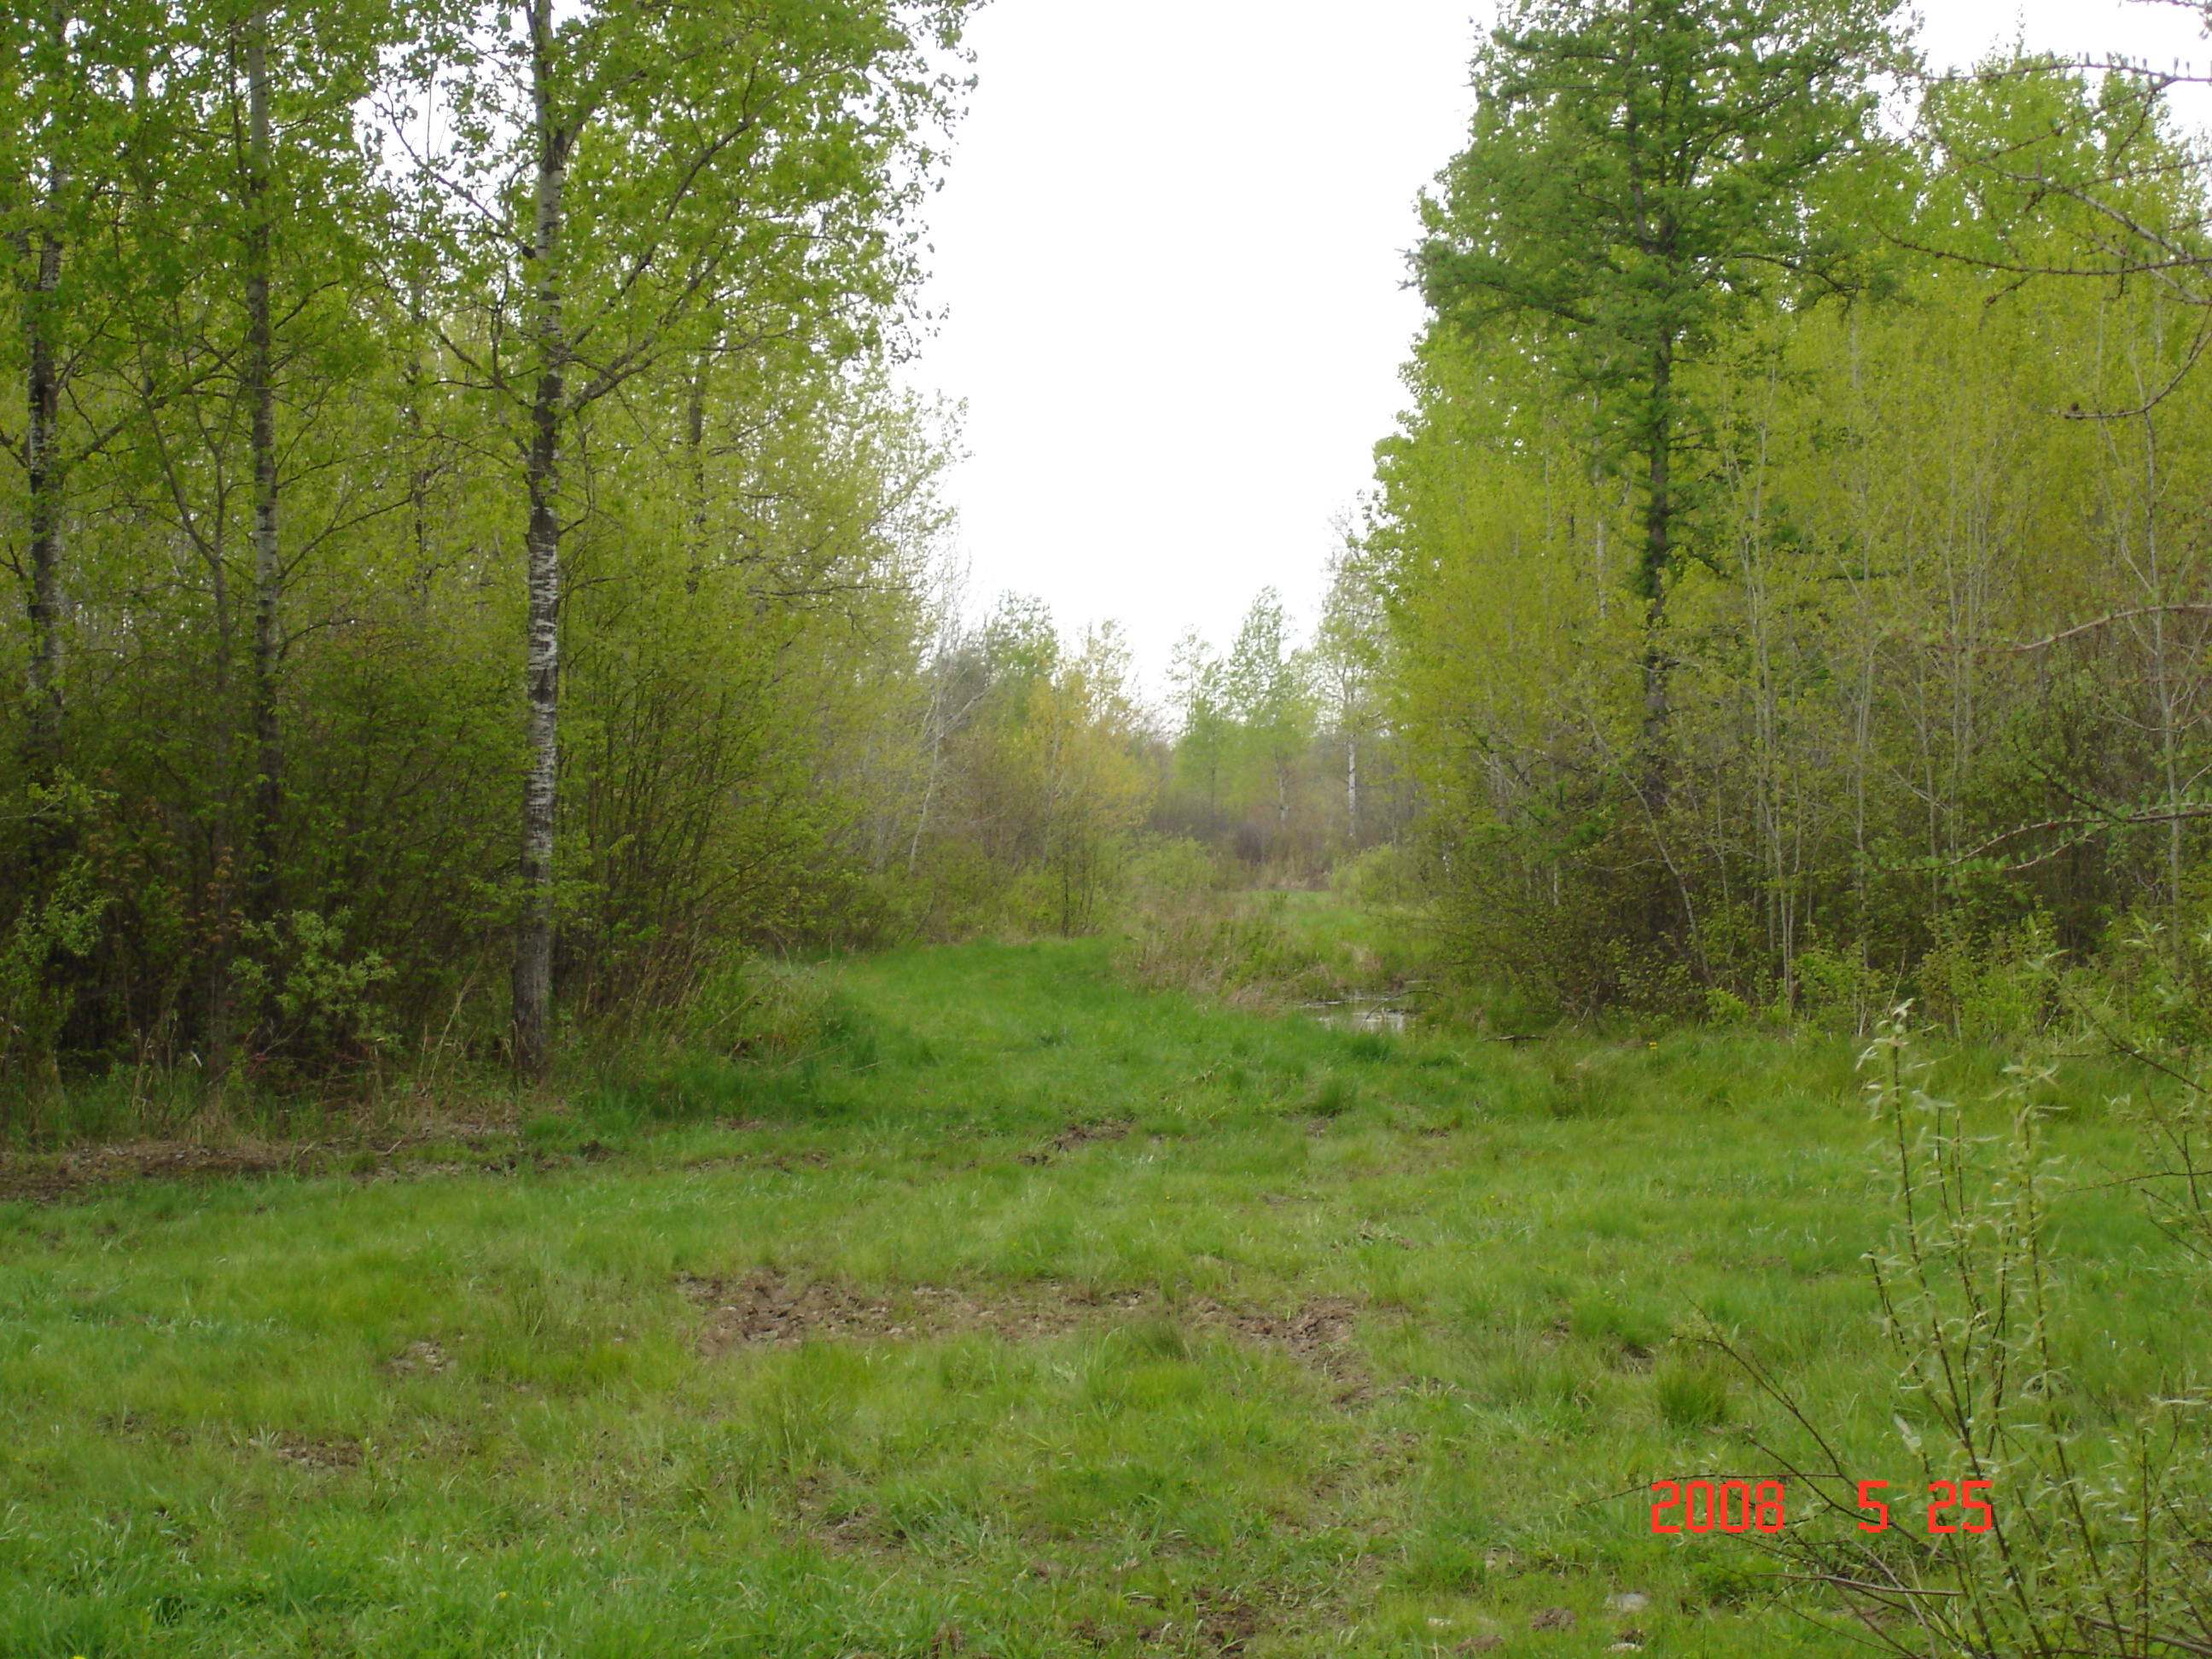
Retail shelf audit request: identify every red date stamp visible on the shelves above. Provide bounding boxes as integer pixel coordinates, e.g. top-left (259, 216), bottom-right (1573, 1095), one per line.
top-left (1650, 1479), bottom-right (1997, 1534)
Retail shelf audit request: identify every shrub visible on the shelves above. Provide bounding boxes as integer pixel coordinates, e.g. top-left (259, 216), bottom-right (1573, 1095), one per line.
top-left (1113, 884), bottom-right (1318, 1006)
top-left (1329, 842), bottom-right (1417, 907)
top-left (1914, 914), bottom-right (2058, 1040)
top-left (0, 852), bottom-right (108, 1108)
top-left (231, 910), bottom-right (397, 1074)
top-left (1791, 941), bottom-right (1888, 1036)
top-left (1722, 1014), bottom-right (2211, 1657)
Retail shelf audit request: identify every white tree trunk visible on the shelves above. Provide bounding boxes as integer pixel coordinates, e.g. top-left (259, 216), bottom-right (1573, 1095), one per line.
top-left (513, 0), bottom-right (570, 1081)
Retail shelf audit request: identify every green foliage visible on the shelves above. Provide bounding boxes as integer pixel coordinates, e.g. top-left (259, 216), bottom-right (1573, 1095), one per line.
top-left (1791, 941), bottom-right (1889, 1037)
top-left (0, 847), bottom-right (107, 1099)
top-left (1914, 915), bottom-right (2057, 1042)
top-left (230, 911), bottom-right (398, 1072)
top-left (1426, 0), bottom-right (1901, 364)
top-left (1123, 835), bottom-right (1231, 908)
top-left (0, 0), bottom-right (984, 1105)
top-left (1380, 35), bottom-right (2212, 1028)
top-left (1156, 579), bottom-right (1402, 879)
top-left (1421, 0), bottom-right (1901, 633)
top-left (1329, 841), bottom-right (1417, 907)
top-left (902, 603), bottom-right (1156, 941)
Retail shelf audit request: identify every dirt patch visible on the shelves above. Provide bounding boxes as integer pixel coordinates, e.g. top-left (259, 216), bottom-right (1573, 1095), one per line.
top-left (0, 1141), bottom-right (311, 1202)
top-left (679, 1146), bottom-right (830, 1174)
top-left (267, 1433), bottom-right (364, 1470)
top-left (683, 1271), bottom-right (1145, 1353)
top-left (0, 1122), bottom-right (597, 1205)
top-left (1191, 1586), bottom-right (1262, 1654)
top-left (684, 1272), bottom-right (1372, 1396)
top-left (385, 1340), bottom-right (452, 1378)
top-left (1016, 1118), bottom-right (1132, 1165)
top-left (1189, 1295), bottom-right (1371, 1398)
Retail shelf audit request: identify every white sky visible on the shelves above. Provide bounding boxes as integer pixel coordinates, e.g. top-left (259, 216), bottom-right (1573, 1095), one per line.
top-left (906, 1), bottom-right (2212, 691)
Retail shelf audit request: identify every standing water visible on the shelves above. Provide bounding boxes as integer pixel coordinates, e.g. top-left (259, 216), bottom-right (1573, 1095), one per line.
top-left (1305, 998), bottom-right (1409, 1034)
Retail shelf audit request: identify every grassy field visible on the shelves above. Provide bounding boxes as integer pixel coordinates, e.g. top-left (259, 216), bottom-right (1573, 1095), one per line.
top-left (1, 938), bottom-right (2197, 1656)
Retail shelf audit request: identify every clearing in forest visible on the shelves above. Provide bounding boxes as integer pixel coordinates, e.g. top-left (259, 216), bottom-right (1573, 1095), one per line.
top-left (0, 940), bottom-right (2184, 1656)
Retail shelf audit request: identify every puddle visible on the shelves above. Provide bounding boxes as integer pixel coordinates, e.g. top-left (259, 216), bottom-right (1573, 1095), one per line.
top-left (1306, 998), bottom-right (1410, 1034)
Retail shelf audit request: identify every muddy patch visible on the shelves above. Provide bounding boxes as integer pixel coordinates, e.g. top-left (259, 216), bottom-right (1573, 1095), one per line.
top-left (1304, 998), bottom-right (1411, 1035)
top-left (0, 1122), bottom-right (564, 1204)
top-left (384, 1339), bottom-right (453, 1378)
top-left (682, 1148), bottom-right (831, 1174)
top-left (1191, 1586), bottom-right (1263, 1654)
top-left (0, 1142), bottom-right (308, 1201)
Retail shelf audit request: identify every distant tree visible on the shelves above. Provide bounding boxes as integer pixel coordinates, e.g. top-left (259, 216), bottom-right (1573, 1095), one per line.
top-left (1224, 588), bottom-right (1313, 851)
top-left (1313, 535), bottom-right (1388, 847)
top-left (1023, 621), bottom-right (1148, 935)
top-left (1167, 627), bottom-right (1230, 812)
top-left (2, 1), bottom-right (161, 780)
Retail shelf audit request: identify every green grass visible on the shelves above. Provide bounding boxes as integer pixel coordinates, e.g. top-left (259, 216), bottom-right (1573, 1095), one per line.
top-left (0, 937), bottom-right (2200, 1656)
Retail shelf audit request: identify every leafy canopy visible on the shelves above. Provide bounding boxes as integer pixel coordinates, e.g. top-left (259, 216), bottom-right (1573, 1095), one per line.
top-left (1418, 0), bottom-right (1905, 498)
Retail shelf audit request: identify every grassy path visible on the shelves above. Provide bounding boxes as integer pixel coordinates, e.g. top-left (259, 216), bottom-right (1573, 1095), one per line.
top-left (0, 940), bottom-right (2182, 1656)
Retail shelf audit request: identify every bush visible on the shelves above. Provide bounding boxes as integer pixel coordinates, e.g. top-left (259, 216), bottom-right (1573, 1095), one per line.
top-left (0, 850), bottom-right (108, 1105)
top-left (231, 910), bottom-right (397, 1074)
top-left (1329, 842), bottom-right (1417, 907)
top-left (1791, 940), bottom-right (1887, 1036)
top-left (1123, 835), bottom-right (1231, 907)
top-left (1914, 915), bottom-right (2057, 1040)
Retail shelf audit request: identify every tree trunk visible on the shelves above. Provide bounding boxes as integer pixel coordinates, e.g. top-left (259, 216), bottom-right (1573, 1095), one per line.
top-left (22, 16), bottom-right (67, 777)
top-left (206, 544), bottom-right (237, 1089)
top-left (243, 12), bottom-right (283, 927)
top-left (684, 358), bottom-right (707, 595)
top-left (1637, 337), bottom-right (1675, 807)
top-left (1346, 723), bottom-right (1359, 845)
top-left (512, 0), bottom-right (570, 1082)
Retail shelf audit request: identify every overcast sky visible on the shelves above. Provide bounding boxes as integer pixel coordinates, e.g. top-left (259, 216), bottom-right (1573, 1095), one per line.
top-left (905, 1), bottom-right (2212, 694)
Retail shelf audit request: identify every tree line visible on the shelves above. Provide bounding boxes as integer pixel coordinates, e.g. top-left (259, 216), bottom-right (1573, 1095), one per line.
top-left (21, 0), bottom-right (2212, 1115)
top-left (0, 0), bottom-right (1183, 1102)
top-left (1354, 0), bottom-right (2212, 1029)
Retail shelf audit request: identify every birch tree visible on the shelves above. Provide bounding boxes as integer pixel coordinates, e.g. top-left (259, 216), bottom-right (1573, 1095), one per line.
top-left (1224, 589), bottom-right (1313, 853)
top-left (2, 1), bottom-right (160, 783)
top-left (412, 0), bottom-right (972, 1077)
